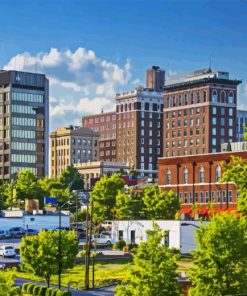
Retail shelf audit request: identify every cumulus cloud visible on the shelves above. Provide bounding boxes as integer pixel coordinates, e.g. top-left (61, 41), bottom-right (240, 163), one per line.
top-left (4, 47), bottom-right (131, 130)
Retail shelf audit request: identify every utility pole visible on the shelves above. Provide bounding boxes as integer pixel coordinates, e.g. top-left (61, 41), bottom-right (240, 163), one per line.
top-left (85, 203), bottom-right (89, 289)
top-left (58, 205), bottom-right (62, 289)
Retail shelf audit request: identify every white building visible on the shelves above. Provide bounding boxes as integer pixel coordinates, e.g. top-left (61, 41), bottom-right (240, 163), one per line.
top-left (111, 220), bottom-right (204, 254)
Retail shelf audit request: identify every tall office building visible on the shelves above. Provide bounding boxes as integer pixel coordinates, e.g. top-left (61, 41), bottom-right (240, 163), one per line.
top-left (146, 66), bottom-right (165, 92)
top-left (163, 69), bottom-right (241, 158)
top-left (50, 126), bottom-right (99, 179)
top-left (82, 111), bottom-right (116, 162)
top-left (0, 70), bottom-right (49, 180)
top-left (237, 109), bottom-right (247, 141)
top-left (116, 87), bottom-right (163, 178)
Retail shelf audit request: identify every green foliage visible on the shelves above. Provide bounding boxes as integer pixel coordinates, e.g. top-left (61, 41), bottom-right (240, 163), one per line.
top-left (222, 156), bottom-right (247, 214)
top-left (27, 283), bottom-right (36, 294)
top-left (113, 240), bottom-right (126, 250)
top-left (142, 186), bottom-right (180, 219)
top-left (189, 213), bottom-right (247, 296)
top-left (0, 269), bottom-right (19, 295)
top-left (33, 284), bottom-right (40, 295)
top-left (45, 287), bottom-right (53, 296)
top-left (20, 230), bottom-right (78, 287)
top-left (90, 173), bottom-right (125, 222)
top-left (38, 286), bottom-right (47, 296)
top-left (58, 166), bottom-right (84, 190)
top-left (72, 209), bottom-right (86, 222)
top-left (116, 223), bottom-right (180, 296)
top-left (22, 282), bottom-right (30, 292)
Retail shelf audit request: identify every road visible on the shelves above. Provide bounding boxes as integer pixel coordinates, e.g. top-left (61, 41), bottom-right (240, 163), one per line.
top-left (15, 278), bottom-right (115, 296)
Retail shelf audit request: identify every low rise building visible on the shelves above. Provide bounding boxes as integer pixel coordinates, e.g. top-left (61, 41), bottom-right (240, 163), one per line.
top-left (158, 150), bottom-right (247, 214)
top-left (111, 220), bottom-right (204, 254)
top-left (50, 126), bottom-right (99, 178)
top-left (74, 161), bottom-right (129, 189)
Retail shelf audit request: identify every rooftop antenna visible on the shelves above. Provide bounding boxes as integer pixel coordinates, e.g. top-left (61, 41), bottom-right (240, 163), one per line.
top-left (209, 54), bottom-right (212, 71)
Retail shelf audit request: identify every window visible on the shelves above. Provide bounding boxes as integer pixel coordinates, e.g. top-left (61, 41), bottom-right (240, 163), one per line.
top-left (211, 191), bottom-right (215, 202)
top-left (221, 118), bottom-right (225, 126)
top-left (228, 92), bottom-right (234, 104)
top-left (217, 191), bottom-right (221, 203)
top-left (212, 128), bottom-right (216, 136)
top-left (212, 107), bottom-right (217, 115)
top-left (199, 167), bottom-right (204, 183)
top-left (118, 230), bottom-right (123, 240)
top-left (212, 117), bottom-right (217, 125)
top-left (184, 168), bottom-right (188, 184)
top-left (203, 91), bottom-right (207, 102)
top-left (221, 91), bottom-right (226, 103)
top-left (200, 192), bottom-right (204, 203)
top-left (221, 108), bottom-right (225, 116)
top-left (205, 191), bottom-right (209, 203)
top-left (212, 90), bottom-right (217, 102)
top-left (191, 93), bottom-right (194, 104)
top-left (212, 137), bottom-right (216, 146)
top-left (164, 234), bottom-right (169, 247)
top-left (216, 165), bottom-right (221, 182)
top-left (166, 169), bottom-right (171, 185)
top-left (229, 108), bottom-right (233, 116)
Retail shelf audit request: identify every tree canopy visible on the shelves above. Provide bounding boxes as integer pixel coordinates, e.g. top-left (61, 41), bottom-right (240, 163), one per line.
top-left (222, 156), bottom-right (247, 214)
top-left (116, 223), bottom-right (180, 296)
top-left (189, 213), bottom-right (247, 296)
top-left (20, 230), bottom-right (78, 287)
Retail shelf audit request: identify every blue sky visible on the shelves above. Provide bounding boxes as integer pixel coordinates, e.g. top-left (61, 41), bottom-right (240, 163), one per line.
top-left (0, 0), bottom-right (246, 130)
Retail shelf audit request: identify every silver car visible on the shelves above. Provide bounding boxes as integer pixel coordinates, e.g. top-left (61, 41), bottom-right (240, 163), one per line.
top-left (0, 230), bottom-right (11, 239)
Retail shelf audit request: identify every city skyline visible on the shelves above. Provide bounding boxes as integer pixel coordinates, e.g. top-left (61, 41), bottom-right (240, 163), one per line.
top-left (0, 0), bottom-right (246, 131)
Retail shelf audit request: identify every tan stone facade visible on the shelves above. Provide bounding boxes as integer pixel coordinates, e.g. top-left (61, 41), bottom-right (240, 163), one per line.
top-left (74, 161), bottom-right (129, 189)
top-left (50, 126), bottom-right (99, 178)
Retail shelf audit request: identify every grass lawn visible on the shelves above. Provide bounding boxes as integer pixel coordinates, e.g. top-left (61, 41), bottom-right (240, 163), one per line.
top-left (15, 259), bottom-right (131, 290)
top-left (15, 257), bottom-right (193, 290)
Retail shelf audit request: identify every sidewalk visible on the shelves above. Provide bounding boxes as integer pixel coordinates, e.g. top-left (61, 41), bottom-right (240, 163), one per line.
top-left (15, 278), bottom-right (115, 296)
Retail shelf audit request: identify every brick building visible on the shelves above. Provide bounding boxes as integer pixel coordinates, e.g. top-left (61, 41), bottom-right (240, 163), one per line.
top-left (163, 69), bottom-right (241, 158)
top-left (82, 111), bottom-right (116, 162)
top-left (158, 151), bottom-right (247, 213)
top-left (116, 87), bottom-right (163, 178)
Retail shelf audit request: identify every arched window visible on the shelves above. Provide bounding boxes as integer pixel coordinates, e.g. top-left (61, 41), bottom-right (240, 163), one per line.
top-left (220, 91), bottom-right (226, 103)
top-left (212, 90), bottom-right (217, 102)
top-left (166, 169), bottom-right (171, 185)
top-left (228, 91), bottom-right (234, 104)
top-left (183, 168), bottom-right (188, 184)
top-left (199, 166), bottom-right (204, 183)
top-left (216, 165), bottom-right (221, 182)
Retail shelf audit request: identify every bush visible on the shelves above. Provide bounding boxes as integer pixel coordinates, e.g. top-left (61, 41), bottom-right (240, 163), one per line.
top-left (45, 288), bottom-right (53, 296)
top-left (113, 240), bottom-right (126, 250)
top-left (38, 286), bottom-right (48, 296)
top-left (22, 282), bottom-right (29, 292)
top-left (27, 283), bottom-right (36, 294)
top-left (51, 288), bottom-right (60, 296)
top-left (57, 291), bottom-right (72, 296)
top-left (33, 285), bottom-right (40, 295)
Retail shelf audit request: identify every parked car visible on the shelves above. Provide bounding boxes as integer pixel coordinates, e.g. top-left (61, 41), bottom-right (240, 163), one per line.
top-left (0, 230), bottom-right (11, 239)
top-left (0, 245), bottom-right (16, 258)
top-left (8, 227), bottom-right (25, 238)
top-left (55, 227), bottom-right (72, 231)
top-left (100, 231), bottom-right (111, 238)
top-left (92, 234), bottom-right (112, 245)
top-left (25, 229), bottom-right (39, 236)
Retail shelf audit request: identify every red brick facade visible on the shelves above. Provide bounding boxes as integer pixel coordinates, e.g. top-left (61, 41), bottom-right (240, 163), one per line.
top-left (158, 151), bottom-right (247, 210)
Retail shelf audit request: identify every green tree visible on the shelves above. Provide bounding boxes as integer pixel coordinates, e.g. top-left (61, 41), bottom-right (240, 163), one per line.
top-left (142, 186), bottom-right (180, 219)
top-left (90, 173), bottom-right (124, 222)
top-left (20, 230), bottom-right (78, 287)
top-left (189, 213), bottom-right (247, 296)
top-left (222, 156), bottom-right (247, 214)
top-left (114, 191), bottom-right (132, 220)
top-left (0, 269), bottom-right (21, 295)
top-left (58, 166), bottom-right (84, 190)
top-left (116, 223), bottom-right (180, 296)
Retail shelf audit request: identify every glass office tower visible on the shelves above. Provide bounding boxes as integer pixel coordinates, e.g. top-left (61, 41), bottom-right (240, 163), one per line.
top-left (0, 70), bottom-right (49, 180)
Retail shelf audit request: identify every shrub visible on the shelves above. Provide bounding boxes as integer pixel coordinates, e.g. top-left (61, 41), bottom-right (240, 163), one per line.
top-left (56, 291), bottom-right (72, 296)
top-left (127, 243), bottom-right (138, 252)
top-left (33, 285), bottom-right (40, 295)
top-left (38, 286), bottom-right (48, 296)
top-left (45, 288), bottom-right (53, 296)
top-left (27, 283), bottom-right (36, 294)
top-left (22, 282), bottom-right (29, 292)
top-left (113, 240), bottom-right (126, 250)
top-left (51, 288), bottom-right (60, 296)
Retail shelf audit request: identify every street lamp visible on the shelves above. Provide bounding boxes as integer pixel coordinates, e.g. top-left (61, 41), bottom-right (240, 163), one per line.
top-left (181, 222), bottom-right (200, 229)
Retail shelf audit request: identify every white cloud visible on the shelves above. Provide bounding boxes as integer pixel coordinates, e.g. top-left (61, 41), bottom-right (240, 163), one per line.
top-left (4, 47), bottom-right (131, 131)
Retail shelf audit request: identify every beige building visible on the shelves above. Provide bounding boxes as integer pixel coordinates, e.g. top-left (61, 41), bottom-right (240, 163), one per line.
top-left (74, 161), bottom-right (129, 189)
top-left (50, 126), bottom-right (99, 178)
